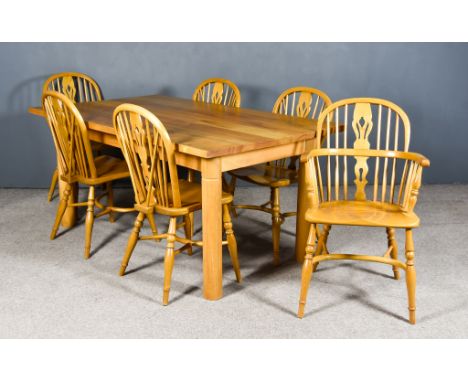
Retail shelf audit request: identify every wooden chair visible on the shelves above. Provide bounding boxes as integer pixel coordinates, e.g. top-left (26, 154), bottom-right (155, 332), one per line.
top-left (43, 72), bottom-right (104, 202)
top-left (311, 97), bottom-right (412, 275)
top-left (191, 78), bottom-right (242, 230)
top-left (113, 104), bottom-right (241, 305)
top-left (192, 77), bottom-right (241, 107)
top-left (42, 91), bottom-right (133, 259)
top-left (228, 87), bottom-right (332, 264)
top-left (296, 98), bottom-right (430, 324)
top-left (191, 77), bottom-right (241, 181)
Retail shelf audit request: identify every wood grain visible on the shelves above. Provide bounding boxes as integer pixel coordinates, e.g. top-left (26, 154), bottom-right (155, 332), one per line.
top-left (30, 93), bottom-right (325, 302)
top-left (113, 104), bottom-right (241, 304)
top-left (31, 94), bottom-right (323, 158)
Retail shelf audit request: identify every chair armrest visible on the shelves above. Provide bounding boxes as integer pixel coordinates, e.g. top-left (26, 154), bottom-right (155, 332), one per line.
top-left (308, 148), bottom-right (430, 167)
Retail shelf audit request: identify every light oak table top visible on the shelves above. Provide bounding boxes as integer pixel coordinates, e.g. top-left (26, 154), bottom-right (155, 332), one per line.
top-left (30, 94), bottom-right (319, 158)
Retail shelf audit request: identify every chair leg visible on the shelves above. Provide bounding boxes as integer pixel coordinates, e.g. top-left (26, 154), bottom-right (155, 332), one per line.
top-left (223, 204), bottom-right (241, 282)
top-left (119, 212), bottom-right (145, 276)
top-left (298, 224), bottom-right (316, 318)
top-left (313, 224), bottom-right (330, 272)
top-left (162, 217), bottom-right (177, 305)
top-left (321, 224), bottom-right (331, 254)
top-left (187, 169), bottom-right (195, 183)
top-left (84, 186), bottom-right (95, 259)
top-left (187, 169), bottom-right (195, 235)
top-left (405, 228), bottom-right (416, 324)
top-left (146, 212), bottom-right (159, 237)
top-left (386, 227), bottom-right (400, 280)
top-left (228, 176), bottom-right (238, 218)
top-left (106, 182), bottom-right (115, 223)
top-left (50, 182), bottom-right (71, 240)
top-left (47, 168), bottom-right (59, 202)
top-left (184, 214), bottom-right (193, 256)
top-left (271, 187), bottom-right (281, 265)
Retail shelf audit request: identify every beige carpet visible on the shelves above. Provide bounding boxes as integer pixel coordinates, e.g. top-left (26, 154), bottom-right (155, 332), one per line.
top-left (0, 185), bottom-right (467, 338)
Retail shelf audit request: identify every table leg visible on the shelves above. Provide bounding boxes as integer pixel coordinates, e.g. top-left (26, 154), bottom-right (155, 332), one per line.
top-left (58, 178), bottom-right (77, 228)
top-left (295, 155), bottom-right (308, 263)
top-left (201, 158), bottom-right (223, 300)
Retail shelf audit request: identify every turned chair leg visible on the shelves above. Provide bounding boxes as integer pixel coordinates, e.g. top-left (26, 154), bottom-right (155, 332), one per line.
top-left (271, 187), bottom-right (282, 265)
top-left (386, 227), bottom-right (400, 280)
top-left (184, 214), bottom-right (193, 256)
top-left (47, 168), bottom-right (59, 202)
top-left (119, 212), bottom-right (145, 276)
top-left (223, 204), bottom-right (241, 282)
top-left (298, 224), bottom-right (317, 318)
top-left (313, 224), bottom-right (330, 272)
top-left (405, 228), bottom-right (416, 324)
top-left (162, 217), bottom-right (177, 305)
top-left (106, 182), bottom-right (115, 223)
top-left (84, 186), bottom-right (95, 259)
top-left (50, 182), bottom-right (71, 240)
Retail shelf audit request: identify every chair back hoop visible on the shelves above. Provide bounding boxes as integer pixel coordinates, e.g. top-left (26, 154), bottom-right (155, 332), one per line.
top-left (305, 148), bottom-right (429, 212)
top-left (42, 91), bottom-right (97, 182)
top-left (43, 72), bottom-right (103, 103)
top-left (270, 86), bottom-right (333, 170)
top-left (308, 98), bottom-right (411, 203)
top-left (193, 78), bottom-right (241, 107)
top-left (317, 98), bottom-right (411, 151)
top-left (113, 104), bottom-right (181, 209)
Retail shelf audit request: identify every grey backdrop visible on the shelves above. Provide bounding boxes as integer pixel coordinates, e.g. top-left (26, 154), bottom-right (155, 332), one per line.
top-left (1, 42), bottom-right (467, 187)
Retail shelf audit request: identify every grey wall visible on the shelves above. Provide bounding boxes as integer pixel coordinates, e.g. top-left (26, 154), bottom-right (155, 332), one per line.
top-left (1, 42), bottom-right (467, 187)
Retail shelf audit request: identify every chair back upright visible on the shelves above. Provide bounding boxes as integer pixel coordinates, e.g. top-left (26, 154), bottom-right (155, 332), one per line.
top-left (42, 91), bottom-right (97, 183)
top-left (309, 98), bottom-right (418, 208)
top-left (193, 78), bottom-right (241, 107)
top-left (270, 87), bottom-right (332, 170)
top-left (43, 72), bottom-right (103, 103)
top-left (317, 98), bottom-right (411, 151)
top-left (113, 104), bottom-right (181, 210)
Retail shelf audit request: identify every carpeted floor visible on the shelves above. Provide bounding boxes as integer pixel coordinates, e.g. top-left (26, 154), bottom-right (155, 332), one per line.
top-left (0, 185), bottom-right (467, 338)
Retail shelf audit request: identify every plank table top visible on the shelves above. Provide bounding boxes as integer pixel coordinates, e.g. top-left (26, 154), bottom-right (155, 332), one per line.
top-left (29, 94), bottom-right (322, 159)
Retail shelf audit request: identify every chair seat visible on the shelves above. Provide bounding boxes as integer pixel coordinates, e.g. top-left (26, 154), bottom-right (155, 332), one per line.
top-left (229, 164), bottom-right (297, 188)
top-left (61, 155), bottom-right (130, 185)
top-left (305, 200), bottom-right (420, 228)
top-left (178, 179), bottom-right (233, 207)
top-left (152, 180), bottom-right (232, 215)
top-left (94, 155), bottom-right (129, 179)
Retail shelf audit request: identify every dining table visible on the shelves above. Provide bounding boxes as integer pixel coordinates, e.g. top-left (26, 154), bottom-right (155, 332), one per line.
top-left (29, 94), bottom-right (326, 301)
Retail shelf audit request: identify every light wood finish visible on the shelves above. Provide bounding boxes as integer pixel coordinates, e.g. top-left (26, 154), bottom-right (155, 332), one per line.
top-left (43, 91), bottom-right (133, 259)
top-left (47, 169), bottom-right (59, 202)
top-left (43, 72), bottom-right (104, 203)
top-left (113, 104), bottom-right (241, 305)
top-left (229, 87), bottom-right (332, 264)
top-left (43, 72), bottom-right (103, 103)
top-left (296, 98), bottom-right (429, 324)
top-left (192, 78), bottom-right (242, 230)
top-left (295, 97), bottom-right (412, 263)
top-left (29, 93), bottom-right (321, 300)
top-left (405, 228), bottom-right (416, 324)
top-left (193, 78), bottom-right (241, 107)
top-left (30, 95), bottom-right (318, 158)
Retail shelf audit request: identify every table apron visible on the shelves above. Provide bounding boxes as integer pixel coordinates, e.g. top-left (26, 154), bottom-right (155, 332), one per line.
top-left (88, 129), bottom-right (315, 173)
top-left (220, 140), bottom-right (314, 172)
